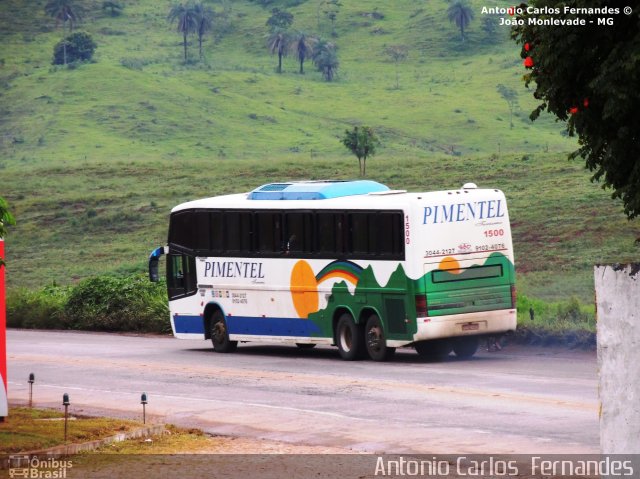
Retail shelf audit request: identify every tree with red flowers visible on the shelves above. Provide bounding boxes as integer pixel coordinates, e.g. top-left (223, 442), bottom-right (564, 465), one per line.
top-left (0, 199), bottom-right (13, 240)
top-left (0, 198), bottom-right (14, 267)
top-left (511, 0), bottom-right (640, 219)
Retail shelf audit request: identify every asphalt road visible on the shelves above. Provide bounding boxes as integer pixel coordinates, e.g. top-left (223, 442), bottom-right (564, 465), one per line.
top-left (7, 329), bottom-right (599, 454)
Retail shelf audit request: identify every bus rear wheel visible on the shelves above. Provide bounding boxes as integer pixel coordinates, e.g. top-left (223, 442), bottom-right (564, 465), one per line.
top-left (452, 336), bottom-right (479, 359)
top-left (210, 310), bottom-right (237, 353)
top-left (365, 314), bottom-right (395, 362)
top-left (336, 313), bottom-right (365, 360)
top-left (414, 339), bottom-right (452, 361)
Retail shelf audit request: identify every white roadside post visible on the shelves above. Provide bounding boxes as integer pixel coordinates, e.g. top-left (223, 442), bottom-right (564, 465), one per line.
top-left (594, 264), bottom-right (640, 454)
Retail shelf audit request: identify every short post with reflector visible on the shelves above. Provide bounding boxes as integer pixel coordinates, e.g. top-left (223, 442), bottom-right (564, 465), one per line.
top-left (62, 393), bottom-right (70, 441)
top-left (28, 373), bottom-right (34, 407)
top-left (141, 392), bottom-right (148, 424)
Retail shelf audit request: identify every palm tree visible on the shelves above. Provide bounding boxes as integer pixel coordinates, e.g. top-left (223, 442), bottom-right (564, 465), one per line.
top-left (45, 0), bottom-right (82, 65)
top-left (447, 0), bottom-right (474, 41)
top-left (289, 31), bottom-right (316, 74)
top-left (168, 3), bottom-right (198, 62)
top-left (385, 44), bottom-right (408, 89)
top-left (192, 3), bottom-right (214, 60)
top-left (312, 39), bottom-right (338, 81)
top-left (45, 0), bottom-right (81, 32)
top-left (267, 29), bottom-right (289, 73)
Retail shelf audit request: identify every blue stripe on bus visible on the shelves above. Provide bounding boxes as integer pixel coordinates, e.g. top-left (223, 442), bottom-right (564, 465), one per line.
top-left (227, 316), bottom-right (322, 337)
top-left (173, 314), bottom-right (323, 337)
top-left (174, 315), bottom-right (205, 334)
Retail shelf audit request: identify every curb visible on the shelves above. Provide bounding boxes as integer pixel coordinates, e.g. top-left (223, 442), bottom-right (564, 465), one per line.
top-left (3, 424), bottom-right (167, 466)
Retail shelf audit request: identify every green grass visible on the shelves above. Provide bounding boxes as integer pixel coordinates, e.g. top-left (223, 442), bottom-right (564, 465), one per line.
top-left (0, 0), bottom-right (637, 307)
top-left (0, 407), bottom-right (144, 453)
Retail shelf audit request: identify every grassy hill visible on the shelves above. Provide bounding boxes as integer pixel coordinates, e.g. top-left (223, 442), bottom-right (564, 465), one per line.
top-left (0, 0), bottom-right (637, 304)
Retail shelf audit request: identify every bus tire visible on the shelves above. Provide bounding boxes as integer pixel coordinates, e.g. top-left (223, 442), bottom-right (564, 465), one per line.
top-left (452, 336), bottom-right (479, 359)
top-left (414, 339), bottom-right (451, 361)
top-left (210, 310), bottom-right (237, 353)
top-left (296, 343), bottom-right (316, 349)
top-left (365, 314), bottom-right (395, 362)
top-left (336, 313), bottom-right (365, 360)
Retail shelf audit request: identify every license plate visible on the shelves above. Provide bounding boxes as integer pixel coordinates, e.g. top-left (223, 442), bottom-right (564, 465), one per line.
top-left (462, 323), bottom-right (480, 331)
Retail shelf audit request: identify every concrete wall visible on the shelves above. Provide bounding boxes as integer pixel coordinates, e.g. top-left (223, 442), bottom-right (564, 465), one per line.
top-left (595, 263), bottom-right (640, 454)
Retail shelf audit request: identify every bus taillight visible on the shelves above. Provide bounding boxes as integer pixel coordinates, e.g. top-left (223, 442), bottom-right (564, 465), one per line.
top-left (415, 294), bottom-right (428, 318)
top-left (511, 284), bottom-right (517, 309)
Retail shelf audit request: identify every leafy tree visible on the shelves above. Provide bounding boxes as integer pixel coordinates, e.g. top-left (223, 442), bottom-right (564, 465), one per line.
top-left (168, 2), bottom-right (198, 62)
top-left (496, 84), bottom-right (519, 129)
top-left (193, 2), bottom-right (214, 60)
top-left (511, 0), bottom-right (640, 219)
top-left (52, 31), bottom-right (97, 65)
top-left (267, 28), bottom-right (289, 73)
top-left (290, 31), bottom-right (316, 74)
top-left (342, 126), bottom-right (379, 176)
top-left (447, 0), bottom-right (474, 41)
top-left (312, 39), bottom-right (338, 81)
top-left (385, 44), bottom-right (408, 89)
top-left (102, 1), bottom-right (123, 17)
top-left (266, 8), bottom-right (293, 32)
top-left (0, 197), bottom-right (15, 267)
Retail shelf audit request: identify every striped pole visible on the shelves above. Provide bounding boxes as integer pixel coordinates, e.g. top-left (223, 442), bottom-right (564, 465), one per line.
top-left (0, 238), bottom-right (7, 418)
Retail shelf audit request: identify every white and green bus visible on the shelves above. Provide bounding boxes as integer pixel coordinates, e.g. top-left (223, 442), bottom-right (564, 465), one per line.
top-left (149, 180), bottom-right (516, 361)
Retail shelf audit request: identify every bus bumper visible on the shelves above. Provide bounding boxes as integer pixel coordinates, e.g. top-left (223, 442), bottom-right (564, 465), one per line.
top-left (401, 309), bottom-right (517, 345)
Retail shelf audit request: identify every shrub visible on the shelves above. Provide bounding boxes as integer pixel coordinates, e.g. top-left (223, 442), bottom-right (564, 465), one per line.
top-left (63, 275), bottom-right (170, 333)
top-left (517, 293), bottom-right (595, 332)
top-left (7, 285), bottom-right (70, 329)
top-left (53, 32), bottom-right (97, 65)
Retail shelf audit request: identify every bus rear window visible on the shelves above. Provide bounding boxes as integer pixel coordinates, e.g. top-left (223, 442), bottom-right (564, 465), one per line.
top-left (432, 264), bottom-right (503, 283)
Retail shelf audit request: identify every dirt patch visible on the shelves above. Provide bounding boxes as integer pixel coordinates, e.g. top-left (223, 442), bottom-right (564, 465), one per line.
top-left (192, 435), bottom-right (355, 454)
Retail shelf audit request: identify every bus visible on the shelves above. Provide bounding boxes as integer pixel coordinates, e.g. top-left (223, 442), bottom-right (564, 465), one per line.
top-left (149, 180), bottom-right (516, 361)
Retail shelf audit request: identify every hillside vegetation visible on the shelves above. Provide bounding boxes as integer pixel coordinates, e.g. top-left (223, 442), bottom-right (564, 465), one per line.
top-left (0, 0), bottom-right (637, 306)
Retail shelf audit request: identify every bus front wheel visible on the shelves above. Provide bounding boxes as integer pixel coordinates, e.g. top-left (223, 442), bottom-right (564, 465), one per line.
top-left (210, 310), bottom-right (237, 353)
top-left (336, 313), bottom-right (365, 360)
top-left (452, 336), bottom-right (479, 359)
top-left (365, 314), bottom-right (395, 362)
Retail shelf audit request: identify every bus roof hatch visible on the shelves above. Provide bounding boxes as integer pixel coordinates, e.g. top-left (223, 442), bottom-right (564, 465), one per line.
top-left (247, 180), bottom-right (390, 200)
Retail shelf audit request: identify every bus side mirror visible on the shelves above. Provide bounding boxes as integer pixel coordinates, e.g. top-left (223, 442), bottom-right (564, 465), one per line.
top-left (148, 246), bottom-right (165, 282)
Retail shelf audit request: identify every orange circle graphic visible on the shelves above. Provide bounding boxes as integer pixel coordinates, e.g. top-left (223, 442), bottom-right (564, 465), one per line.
top-left (290, 260), bottom-right (320, 318)
top-left (439, 256), bottom-right (462, 274)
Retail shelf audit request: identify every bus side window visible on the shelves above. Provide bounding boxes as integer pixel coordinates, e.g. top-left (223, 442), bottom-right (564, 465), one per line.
top-left (224, 211), bottom-right (253, 254)
top-left (379, 213), bottom-right (404, 258)
top-left (349, 212), bottom-right (370, 255)
top-left (285, 212), bottom-right (312, 254)
top-left (210, 211), bottom-right (224, 253)
top-left (256, 211), bottom-right (282, 254)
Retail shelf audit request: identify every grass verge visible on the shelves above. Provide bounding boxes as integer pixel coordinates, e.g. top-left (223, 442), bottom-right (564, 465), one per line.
top-left (515, 294), bottom-right (596, 348)
top-left (0, 407), bottom-right (145, 454)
